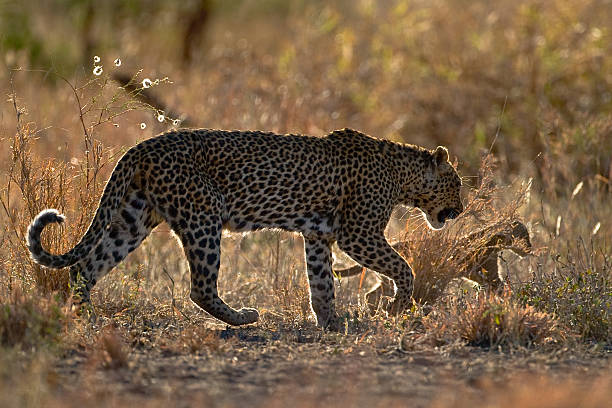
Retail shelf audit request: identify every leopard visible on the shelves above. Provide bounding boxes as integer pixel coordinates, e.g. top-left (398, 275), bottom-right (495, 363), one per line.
top-left (335, 220), bottom-right (531, 314)
top-left (27, 128), bottom-right (463, 329)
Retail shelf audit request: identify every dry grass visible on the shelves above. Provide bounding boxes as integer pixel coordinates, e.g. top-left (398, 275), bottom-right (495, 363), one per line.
top-left (419, 289), bottom-right (563, 348)
top-left (89, 325), bottom-right (129, 370)
top-left (0, 285), bottom-right (70, 349)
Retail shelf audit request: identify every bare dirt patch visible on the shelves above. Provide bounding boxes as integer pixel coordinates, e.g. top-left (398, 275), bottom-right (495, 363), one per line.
top-left (49, 314), bottom-right (611, 407)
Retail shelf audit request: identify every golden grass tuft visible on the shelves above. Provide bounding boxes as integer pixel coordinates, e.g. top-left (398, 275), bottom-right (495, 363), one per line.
top-left (0, 284), bottom-right (71, 349)
top-left (421, 289), bottom-right (563, 348)
top-left (89, 325), bottom-right (129, 370)
top-left (1, 112), bottom-right (111, 298)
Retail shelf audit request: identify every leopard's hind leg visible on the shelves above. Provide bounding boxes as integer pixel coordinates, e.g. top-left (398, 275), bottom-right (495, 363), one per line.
top-left (158, 175), bottom-right (259, 326)
top-left (69, 188), bottom-right (161, 304)
top-left (304, 237), bottom-right (338, 328)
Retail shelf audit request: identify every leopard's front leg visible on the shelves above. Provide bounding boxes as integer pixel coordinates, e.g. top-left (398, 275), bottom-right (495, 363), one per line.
top-left (337, 233), bottom-right (415, 316)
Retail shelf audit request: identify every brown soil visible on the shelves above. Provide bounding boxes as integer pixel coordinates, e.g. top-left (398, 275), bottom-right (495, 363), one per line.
top-left (52, 315), bottom-right (611, 407)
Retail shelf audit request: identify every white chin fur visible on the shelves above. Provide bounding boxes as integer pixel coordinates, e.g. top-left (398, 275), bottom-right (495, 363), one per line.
top-left (424, 213), bottom-right (444, 230)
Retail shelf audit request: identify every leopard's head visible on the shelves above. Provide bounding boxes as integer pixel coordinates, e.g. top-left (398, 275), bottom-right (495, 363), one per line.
top-left (410, 146), bottom-right (463, 230)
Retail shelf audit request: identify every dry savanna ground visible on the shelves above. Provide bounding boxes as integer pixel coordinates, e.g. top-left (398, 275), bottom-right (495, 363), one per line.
top-left (1, 1), bottom-right (611, 407)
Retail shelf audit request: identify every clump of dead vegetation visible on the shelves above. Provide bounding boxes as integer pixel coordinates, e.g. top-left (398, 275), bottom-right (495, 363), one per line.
top-left (88, 325), bottom-right (129, 370)
top-left (419, 290), bottom-right (563, 348)
top-left (0, 285), bottom-right (70, 349)
top-left (0, 111), bottom-right (82, 345)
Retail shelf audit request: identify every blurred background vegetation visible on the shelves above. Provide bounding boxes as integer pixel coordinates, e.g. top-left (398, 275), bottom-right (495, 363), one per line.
top-left (2, 0), bottom-right (610, 178)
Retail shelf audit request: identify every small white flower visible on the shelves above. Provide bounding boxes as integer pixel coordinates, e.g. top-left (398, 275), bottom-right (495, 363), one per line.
top-left (142, 78), bottom-right (152, 88)
top-left (93, 55), bottom-right (101, 63)
top-left (157, 113), bottom-right (165, 122)
top-left (114, 58), bottom-right (122, 67)
top-left (140, 122), bottom-right (147, 129)
top-left (591, 27), bottom-right (602, 40)
top-left (173, 119), bottom-right (181, 126)
top-left (93, 66), bottom-right (103, 76)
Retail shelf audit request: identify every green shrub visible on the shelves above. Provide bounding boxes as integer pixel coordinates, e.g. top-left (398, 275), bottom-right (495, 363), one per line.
top-left (517, 240), bottom-right (611, 342)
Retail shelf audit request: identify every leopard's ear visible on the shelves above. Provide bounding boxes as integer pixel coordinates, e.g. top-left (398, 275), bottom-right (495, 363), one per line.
top-left (432, 146), bottom-right (449, 167)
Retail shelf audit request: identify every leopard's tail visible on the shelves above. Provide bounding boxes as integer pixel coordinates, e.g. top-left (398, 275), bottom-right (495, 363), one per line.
top-left (27, 147), bottom-right (140, 269)
top-left (334, 265), bottom-right (364, 278)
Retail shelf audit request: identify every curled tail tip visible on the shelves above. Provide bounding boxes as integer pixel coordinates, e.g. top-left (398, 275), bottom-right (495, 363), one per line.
top-left (35, 209), bottom-right (66, 225)
top-left (27, 209), bottom-right (66, 239)
top-left (27, 209), bottom-right (68, 267)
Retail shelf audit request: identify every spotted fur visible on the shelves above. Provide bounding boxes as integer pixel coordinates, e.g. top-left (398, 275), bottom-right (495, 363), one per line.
top-left (27, 128), bottom-right (462, 328)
